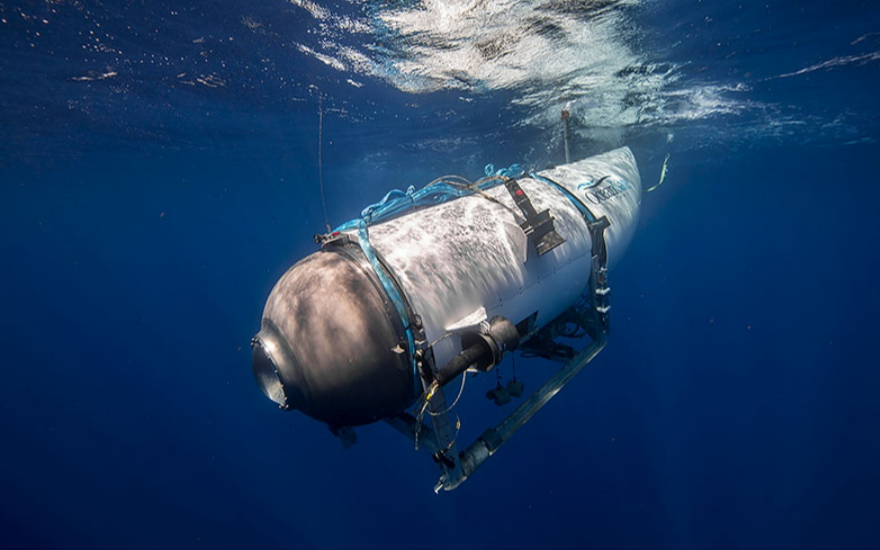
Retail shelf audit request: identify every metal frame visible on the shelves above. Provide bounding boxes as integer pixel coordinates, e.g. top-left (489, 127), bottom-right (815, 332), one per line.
top-left (386, 250), bottom-right (611, 492)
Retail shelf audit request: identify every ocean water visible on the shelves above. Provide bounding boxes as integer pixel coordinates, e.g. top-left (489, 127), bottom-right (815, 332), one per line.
top-left (2, 1), bottom-right (879, 549)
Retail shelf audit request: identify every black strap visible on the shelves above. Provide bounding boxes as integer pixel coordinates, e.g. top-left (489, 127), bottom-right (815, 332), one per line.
top-left (587, 216), bottom-right (610, 268)
top-left (504, 178), bottom-right (566, 256)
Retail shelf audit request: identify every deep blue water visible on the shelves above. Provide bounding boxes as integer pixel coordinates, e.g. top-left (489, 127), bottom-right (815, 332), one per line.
top-left (2, 1), bottom-right (879, 549)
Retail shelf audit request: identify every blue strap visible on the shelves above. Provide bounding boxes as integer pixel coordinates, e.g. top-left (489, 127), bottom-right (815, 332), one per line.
top-left (356, 220), bottom-right (419, 389)
top-left (531, 172), bottom-right (596, 223)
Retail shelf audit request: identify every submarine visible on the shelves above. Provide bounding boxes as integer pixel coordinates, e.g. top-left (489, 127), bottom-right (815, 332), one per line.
top-left (252, 146), bottom-right (641, 491)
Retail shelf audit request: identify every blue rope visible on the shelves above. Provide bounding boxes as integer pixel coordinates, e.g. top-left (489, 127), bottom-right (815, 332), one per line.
top-left (485, 163), bottom-right (524, 179)
top-left (334, 183), bottom-right (464, 232)
top-left (332, 164), bottom-right (521, 232)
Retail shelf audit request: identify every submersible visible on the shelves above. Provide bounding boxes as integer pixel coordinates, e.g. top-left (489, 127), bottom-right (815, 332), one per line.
top-left (252, 147), bottom-right (641, 491)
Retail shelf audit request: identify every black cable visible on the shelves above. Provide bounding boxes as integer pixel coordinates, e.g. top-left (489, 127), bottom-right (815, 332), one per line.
top-left (317, 95), bottom-right (331, 234)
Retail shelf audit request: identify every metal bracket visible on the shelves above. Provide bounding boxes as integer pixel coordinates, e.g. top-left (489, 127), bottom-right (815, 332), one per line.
top-left (504, 178), bottom-right (566, 256)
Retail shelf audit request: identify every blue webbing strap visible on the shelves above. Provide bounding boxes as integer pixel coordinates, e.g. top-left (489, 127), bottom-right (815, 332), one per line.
top-left (530, 172), bottom-right (596, 223)
top-left (356, 220), bottom-right (420, 391)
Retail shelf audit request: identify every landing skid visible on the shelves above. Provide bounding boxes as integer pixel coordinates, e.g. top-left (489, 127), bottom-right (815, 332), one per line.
top-left (387, 334), bottom-right (606, 492)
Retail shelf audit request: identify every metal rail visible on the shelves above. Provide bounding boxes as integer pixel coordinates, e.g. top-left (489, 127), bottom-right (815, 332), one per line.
top-left (437, 336), bottom-right (607, 492)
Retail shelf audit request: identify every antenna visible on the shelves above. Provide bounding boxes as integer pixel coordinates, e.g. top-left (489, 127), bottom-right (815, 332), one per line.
top-left (318, 95), bottom-right (331, 234)
top-left (561, 109), bottom-right (571, 164)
